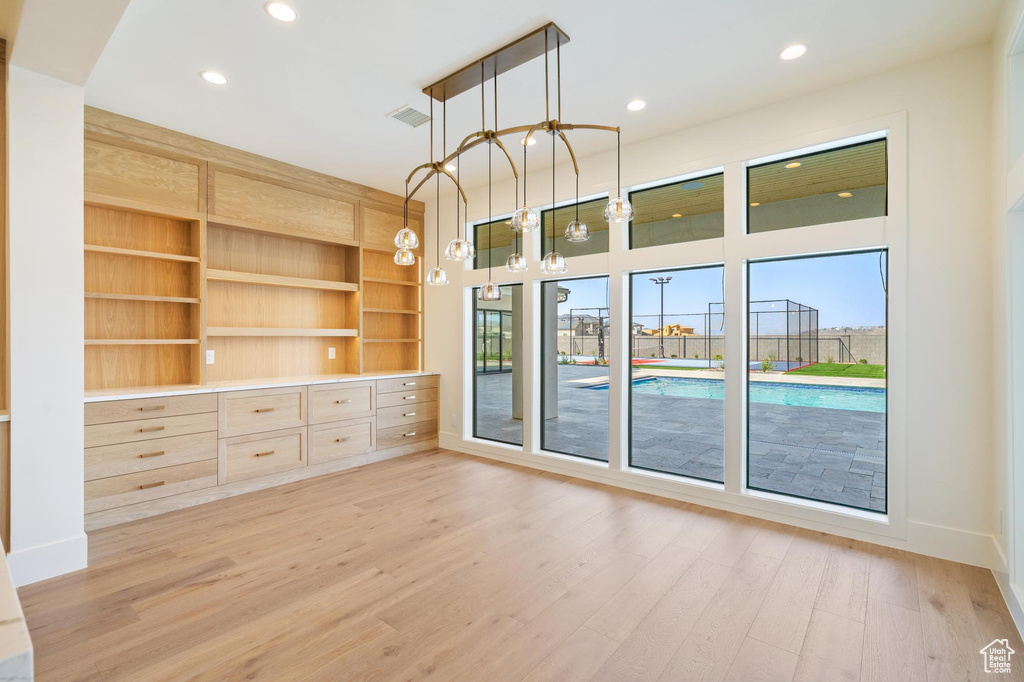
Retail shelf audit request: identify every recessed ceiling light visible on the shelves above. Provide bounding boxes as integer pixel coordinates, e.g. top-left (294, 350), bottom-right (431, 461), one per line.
top-left (779, 44), bottom-right (807, 61)
top-left (785, 162), bottom-right (801, 169)
top-left (265, 2), bottom-right (297, 22)
top-left (750, 202), bottom-right (761, 207)
top-left (201, 71), bottom-right (228, 85)
top-left (837, 192), bottom-right (853, 198)
top-left (671, 213), bottom-right (682, 218)
top-left (626, 99), bottom-right (646, 112)
top-left (521, 137), bottom-right (537, 146)
top-left (680, 180), bottom-right (704, 190)
top-left (505, 220), bottom-right (512, 225)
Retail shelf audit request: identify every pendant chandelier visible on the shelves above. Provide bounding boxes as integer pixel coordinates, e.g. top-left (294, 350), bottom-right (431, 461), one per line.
top-left (393, 23), bottom-right (631, 300)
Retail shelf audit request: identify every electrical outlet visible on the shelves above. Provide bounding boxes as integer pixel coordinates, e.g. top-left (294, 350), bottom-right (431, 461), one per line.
top-left (205, 350), bottom-right (215, 365)
top-left (328, 347), bottom-right (336, 360)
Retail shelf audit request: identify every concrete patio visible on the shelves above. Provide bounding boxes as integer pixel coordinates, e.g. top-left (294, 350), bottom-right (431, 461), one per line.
top-left (474, 365), bottom-right (886, 512)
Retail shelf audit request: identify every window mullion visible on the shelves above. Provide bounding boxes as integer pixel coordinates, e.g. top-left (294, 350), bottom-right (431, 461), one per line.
top-left (723, 161), bottom-right (746, 494)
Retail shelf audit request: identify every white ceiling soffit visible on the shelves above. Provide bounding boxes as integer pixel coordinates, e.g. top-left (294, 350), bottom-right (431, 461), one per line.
top-left (85, 0), bottom-right (1002, 196)
top-left (11, 0), bottom-right (130, 85)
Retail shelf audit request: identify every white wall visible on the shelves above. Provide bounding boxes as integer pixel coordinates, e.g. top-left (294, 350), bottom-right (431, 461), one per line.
top-left (6, 66), bottom-right (86, 584)
top-left (425, 43), bottom-right (999, 568)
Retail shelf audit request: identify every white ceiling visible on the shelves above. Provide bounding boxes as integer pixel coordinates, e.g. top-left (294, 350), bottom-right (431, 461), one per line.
top-left (86, 0), bottom-right (1003, 197)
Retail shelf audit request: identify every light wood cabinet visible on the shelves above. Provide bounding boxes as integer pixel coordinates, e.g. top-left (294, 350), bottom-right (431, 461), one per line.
top-left (85, 460), bottom-right (217, 514)
top-left (85, 394), bottom-right (217, 426)
top-left (85, 432), bottom-right (217, 481)
top-left (218, 387), bottom-right (307, 438)
top-left (85, 411), bottom-right (218, 449)
top-left (308, 382), bottom-right (374, 424)
top-left (83, 373), bottom-right (438, 528)
top-left (219, 427), bottom-right (307, 484)
top-left (308, 417), bottom-right (375, 466)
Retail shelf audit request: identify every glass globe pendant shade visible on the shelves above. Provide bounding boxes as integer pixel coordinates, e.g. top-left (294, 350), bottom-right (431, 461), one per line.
top-left (604, 194), bottom-right (634, 224)
top-left (564, 219), bottom-right (590, 243)
top-left (540, 251), bottom-right (567, 275)
top-left (505, 251), bottom-right (528, 273)
top-left (394, 247), bottom-right (416, 266)
top-left (394, 227), bottom-right (419, 249)
top-left (479, 281), bottom-right (502, 301)
top-left (444, 238), bottom-right (475, 262)
top-left (426, 266), bottom-right (449, 286)
top-left (511, 205), bottom-right (540, 232)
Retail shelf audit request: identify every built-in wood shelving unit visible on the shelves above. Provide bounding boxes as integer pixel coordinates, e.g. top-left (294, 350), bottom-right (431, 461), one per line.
top-left (204, 222), bottom-right (360, 383)
top-left (84, 202), bottom-right (203, 390)
top-left (83, 111), bottom-right (426, 394)
top-left (360, 249), bottom-right (422, 373)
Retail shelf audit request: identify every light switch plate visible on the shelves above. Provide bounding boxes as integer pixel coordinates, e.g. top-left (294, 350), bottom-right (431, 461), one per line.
top-left (205, 350), bottom-right (215, 365)
top-left (328, 347), bottom-right (336, 360)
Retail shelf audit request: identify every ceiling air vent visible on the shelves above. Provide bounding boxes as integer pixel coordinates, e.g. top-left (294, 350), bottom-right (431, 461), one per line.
top-left (387, 105), bottom-right (431, 128)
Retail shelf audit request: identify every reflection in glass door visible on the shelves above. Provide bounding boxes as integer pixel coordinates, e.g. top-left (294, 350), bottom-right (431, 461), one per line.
top-left (477, 310), bottom-right (513, 374)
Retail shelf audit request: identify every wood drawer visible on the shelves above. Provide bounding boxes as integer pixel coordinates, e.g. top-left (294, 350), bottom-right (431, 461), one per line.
top-left (376, 420), bottom-right (437, 451)
top-left (219, 427), bottom-right (307, 484)
top-left (377, 402), bottom-right (437, 429)
top-left (86, 431), bottom-right (217, 481)
top-left (85, 394), bottom-right (218, 426)
top-left (376, 375), bottom-right (438, 394)
top-left (309, 382), bottom-right (375, 425)
top-left (308, 418), bottom-right (375, 466)
top-left (85, 411), bottom-right (218, 449)
top-left (377, 388), bottom-right (437, 409)
top-left (85, 460), bottom-right (217, 514)
top-left (219, 387), bottom-right (307, 437)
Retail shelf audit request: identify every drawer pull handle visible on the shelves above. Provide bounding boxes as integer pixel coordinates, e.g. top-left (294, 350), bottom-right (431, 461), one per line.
top-left (403, 395), bottom-right (416, 400)
top-left (336, 399), bottom-right (352, 404)
top-left (138, 451), bottom-right (165, 459)
top-left (139, 405), bottom-right (165, 412)
top-left (403, 432), bottom-right (417, 437)
top-left (139, 426), bottom-right (165, 433)
top-left (403, 382), bottom-right (417, 386)
top-left (255, 407), bottom-right (277, 413)
top-left (254, 450), bottom-right (276, 457)
top-left (404, 412), bottom-right (416, 417)
top-left (138, 481), bottom-right (165, 490)
top-left (335, 437), bottom-right (351, 443)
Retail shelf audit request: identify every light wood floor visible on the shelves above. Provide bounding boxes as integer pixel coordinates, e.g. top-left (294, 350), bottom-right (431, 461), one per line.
top-left (19, 448), bottom-right (1024, 681)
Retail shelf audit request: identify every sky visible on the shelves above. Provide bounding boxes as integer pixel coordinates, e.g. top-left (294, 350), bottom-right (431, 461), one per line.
top-left (554, 250), bottom-right (887, 331)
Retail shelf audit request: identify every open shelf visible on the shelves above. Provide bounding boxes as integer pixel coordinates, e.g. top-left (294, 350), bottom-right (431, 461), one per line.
top-left (85, 339), bottom-right (200, 345)
top-left (362, 276), bottom-right (419, 287)
top-left (363, 308), bottom-right (419, 315)
top-left (84, 204), bottom-right (203, 390)
top-left (84, 244), bottom-right (200, 263)
top-left (206, 327), bottom-right (357, 337)
top-left (85, 292), bottom-right (200, 304)
top-left (362, 338), bottom-right (420, 343)
top-left (206, 268), bottom-right (357, 293)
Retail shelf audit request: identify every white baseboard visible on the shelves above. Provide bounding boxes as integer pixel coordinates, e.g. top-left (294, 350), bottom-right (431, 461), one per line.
top-left (8, 533), bottom-right (88, 587)
top-left (440, 433), bottom-right (1000, 570)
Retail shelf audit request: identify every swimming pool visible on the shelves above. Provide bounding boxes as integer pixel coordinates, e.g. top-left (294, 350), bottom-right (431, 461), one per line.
top-left (593, 376), bottom-right (885, 413)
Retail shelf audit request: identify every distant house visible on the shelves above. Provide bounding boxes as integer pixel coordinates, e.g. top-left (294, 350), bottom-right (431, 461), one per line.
top-left (638, 324), bottom-right (695, 337)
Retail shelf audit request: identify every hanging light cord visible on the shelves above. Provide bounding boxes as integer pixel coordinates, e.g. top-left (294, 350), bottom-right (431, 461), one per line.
top-left (551, 121), bottom-right (556, 255)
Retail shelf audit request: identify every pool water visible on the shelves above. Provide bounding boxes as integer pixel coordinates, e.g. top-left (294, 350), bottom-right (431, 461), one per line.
top-left (599, 377), bottom-right (885, 413)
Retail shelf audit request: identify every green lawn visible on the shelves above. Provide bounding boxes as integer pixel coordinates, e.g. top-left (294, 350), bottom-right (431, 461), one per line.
top-left (787, 363), bottom-right (886, 379)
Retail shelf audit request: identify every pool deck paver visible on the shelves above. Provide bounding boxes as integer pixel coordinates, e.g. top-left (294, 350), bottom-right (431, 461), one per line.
top-left (473, 365), bottom-right (886, 513)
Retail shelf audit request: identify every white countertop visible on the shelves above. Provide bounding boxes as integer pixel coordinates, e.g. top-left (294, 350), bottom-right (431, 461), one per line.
top-left (84, 371), bottom-right (439, 403)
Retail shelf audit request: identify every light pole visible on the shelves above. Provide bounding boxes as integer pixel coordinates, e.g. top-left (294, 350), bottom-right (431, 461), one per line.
top-left (649, 276), bottom-right (672, 359)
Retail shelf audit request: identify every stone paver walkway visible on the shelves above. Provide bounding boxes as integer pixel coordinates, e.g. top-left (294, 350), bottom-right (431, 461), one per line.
top-left (474, 366), bottom-right (886, 512)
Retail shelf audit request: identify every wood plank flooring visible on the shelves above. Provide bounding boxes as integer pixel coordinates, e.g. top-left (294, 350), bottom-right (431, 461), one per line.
top-left (18, 448), bottom-right (1024, 681)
